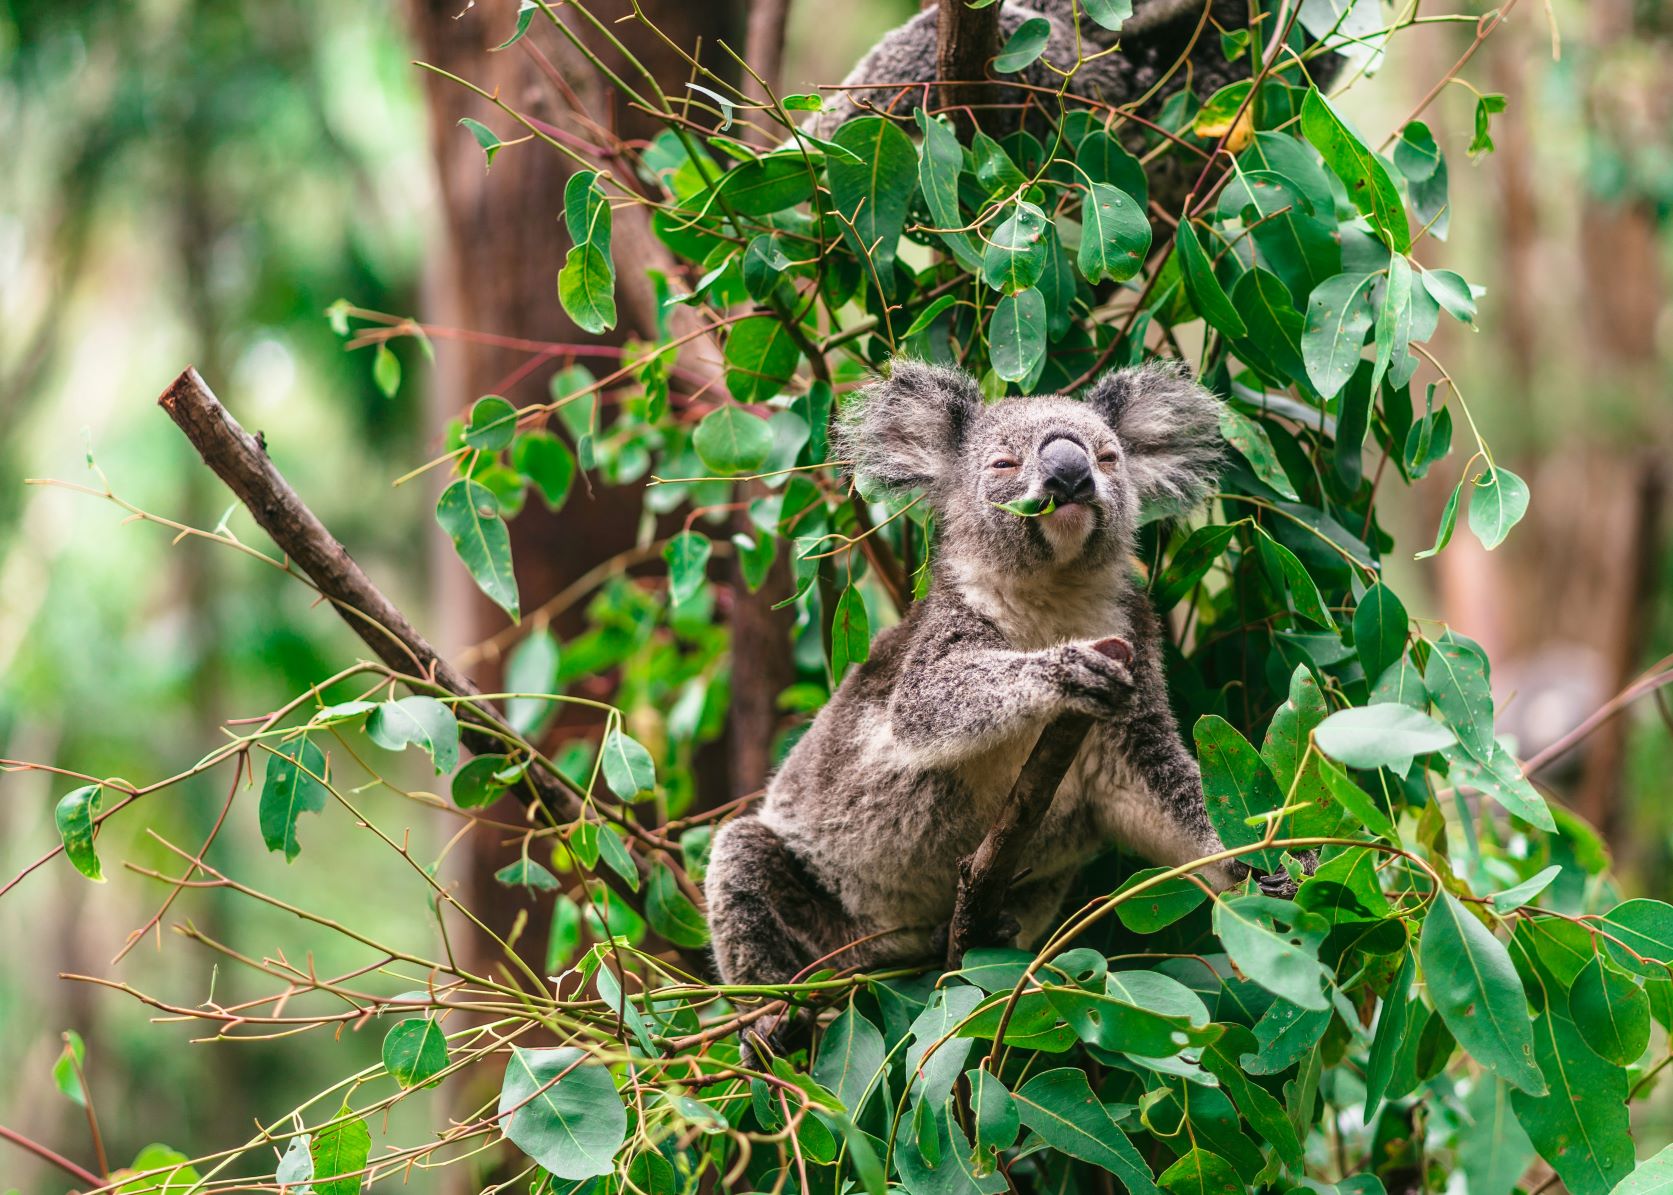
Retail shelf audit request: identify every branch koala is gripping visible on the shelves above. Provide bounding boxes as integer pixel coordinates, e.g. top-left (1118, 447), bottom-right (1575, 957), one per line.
top-left (707, 361), bottom-right (1268, 994)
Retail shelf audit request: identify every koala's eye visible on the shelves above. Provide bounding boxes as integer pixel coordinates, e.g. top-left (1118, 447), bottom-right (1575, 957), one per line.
top-left (1096, 447), bottom-right (1120, 465)
top-left (989, 455), bottom-right (1020, 470)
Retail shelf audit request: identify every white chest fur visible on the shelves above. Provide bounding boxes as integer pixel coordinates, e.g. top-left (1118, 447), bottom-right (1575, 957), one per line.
top-left (948, 558), bottom-right (1132, 650)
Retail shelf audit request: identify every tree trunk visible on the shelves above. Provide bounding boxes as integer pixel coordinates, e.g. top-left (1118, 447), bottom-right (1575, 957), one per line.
top-left (406, 0), bottom-right (742, 955)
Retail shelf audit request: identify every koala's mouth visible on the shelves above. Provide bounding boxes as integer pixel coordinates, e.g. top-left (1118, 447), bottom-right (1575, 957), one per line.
top-left (1037, 499), bottom-right (1097, 551)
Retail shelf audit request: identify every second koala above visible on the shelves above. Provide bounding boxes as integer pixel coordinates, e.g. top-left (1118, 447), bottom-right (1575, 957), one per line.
top-left (707, 360), bottom-right (1260, 991)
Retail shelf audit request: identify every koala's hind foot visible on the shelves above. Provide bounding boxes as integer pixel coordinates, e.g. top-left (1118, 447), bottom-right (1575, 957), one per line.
top-left (930, 909), bottom-right (1023, 963)
top-left (1255, 850), bottom-right (1319, 900)
top-left (706, 816), bottom-right (860, 986)
top-left (739, 1006), bottom-right (814, 1070)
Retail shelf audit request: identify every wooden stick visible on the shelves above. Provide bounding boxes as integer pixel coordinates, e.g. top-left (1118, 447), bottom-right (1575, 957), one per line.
top-left (936, 0), bottom-right (1002, 128)
top-left (944, 637), bottom-right (1132, 967)
top-left (156, 367), bottom-right (590, 827)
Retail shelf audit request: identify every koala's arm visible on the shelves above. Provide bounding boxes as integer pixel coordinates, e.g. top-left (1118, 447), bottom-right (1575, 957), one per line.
top-left (1095, 591), bottom-right (1248, 888)
top-left (886, 614), bottom-right (1128, 770)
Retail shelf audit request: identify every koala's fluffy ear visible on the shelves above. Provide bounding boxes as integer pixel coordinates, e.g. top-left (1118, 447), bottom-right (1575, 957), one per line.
top-left (1085, 361), bottom-right (1223, 513)
top-left (837, 359), bottom-right (981, 493)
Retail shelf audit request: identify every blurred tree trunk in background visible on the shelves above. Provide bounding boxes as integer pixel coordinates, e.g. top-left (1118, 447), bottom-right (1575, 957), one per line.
top-left (1566, 0), bottom-right (1669, 850)
top-left (1444, 0), bottom-right (1671, 865)
top-left (406, 0), bottom-right (744, 965)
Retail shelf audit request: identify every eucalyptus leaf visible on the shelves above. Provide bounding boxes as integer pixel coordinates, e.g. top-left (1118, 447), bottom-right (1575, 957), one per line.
top-left (436, 479), bottom-right (520, 621)
top-left (498, 1047), bottom-right (627, 1180)
top-left (1421, 890), bottom-right (1545, 1094)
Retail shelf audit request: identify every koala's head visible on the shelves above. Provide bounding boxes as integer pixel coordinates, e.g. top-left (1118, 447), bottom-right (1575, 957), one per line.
top-left (837, 359), bottom-right (1223, 577)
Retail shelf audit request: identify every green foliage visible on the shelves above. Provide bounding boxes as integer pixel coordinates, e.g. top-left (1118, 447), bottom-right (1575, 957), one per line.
top-left (15, 4), bottom-right (1660, 1194)
top-left (260, 736), bottom-right (330, 861)
top-left (382, 1017), bottom-right (449, 1088)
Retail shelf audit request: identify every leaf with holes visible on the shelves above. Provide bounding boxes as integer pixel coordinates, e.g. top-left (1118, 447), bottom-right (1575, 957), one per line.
top-left (55, 784), bottom-right (104, 881)
top-left (260, 738), bottom-right (329, 862)
top-left (367, 697), bottom-right (460, 775)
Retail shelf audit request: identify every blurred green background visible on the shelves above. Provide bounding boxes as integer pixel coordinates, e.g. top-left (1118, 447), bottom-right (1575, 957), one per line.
top-left (1, 0), bottom-right (1669, 1189)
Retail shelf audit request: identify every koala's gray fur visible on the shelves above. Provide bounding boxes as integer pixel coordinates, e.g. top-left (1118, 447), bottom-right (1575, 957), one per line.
top-left (706, 360), bottom-right (1250, 993)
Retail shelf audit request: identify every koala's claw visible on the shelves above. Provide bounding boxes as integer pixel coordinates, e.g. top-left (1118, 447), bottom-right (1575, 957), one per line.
top-left (1258, 870), bottom-right (1299, 899)
top-left (1055, 641), bottom-right (1134, 716)
top-left (1255, 850), bottom-right (1319, 899)
top-left (739, 1007), bottom-right (811, 1070)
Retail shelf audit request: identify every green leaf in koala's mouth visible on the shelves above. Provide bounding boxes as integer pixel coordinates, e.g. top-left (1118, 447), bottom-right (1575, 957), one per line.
top-left (991, 495), bottom-right (1058, 518)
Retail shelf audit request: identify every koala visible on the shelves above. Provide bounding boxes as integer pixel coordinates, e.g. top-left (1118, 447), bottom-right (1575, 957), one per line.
top-left (811, 0), bottom-right (1232, 134)
top-left (706, 360), bottom-right (1274, 1001)
top-left (808, 0), bottom-right (1341, 209)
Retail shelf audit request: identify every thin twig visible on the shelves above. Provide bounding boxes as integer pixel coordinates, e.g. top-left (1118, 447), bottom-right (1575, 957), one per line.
top-left (0, 1123), bottom-right (102, 1188)
top-left (944, 637), bottom-right (1132, 967)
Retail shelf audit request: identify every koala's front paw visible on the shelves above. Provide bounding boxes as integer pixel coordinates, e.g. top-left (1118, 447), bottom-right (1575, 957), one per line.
top-left (1052, 637), bottom-right (1134, 717)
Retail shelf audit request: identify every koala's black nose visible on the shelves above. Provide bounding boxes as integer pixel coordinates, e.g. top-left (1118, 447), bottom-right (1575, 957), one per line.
top-left (1039, 437), bottom-right (1094, 503)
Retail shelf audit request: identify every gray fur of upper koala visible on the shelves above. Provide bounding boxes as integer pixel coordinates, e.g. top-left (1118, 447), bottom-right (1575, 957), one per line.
top-left (807, 0), bottom-right (1333, 152)
top-left (706, 360), bottom-right (1246, 988)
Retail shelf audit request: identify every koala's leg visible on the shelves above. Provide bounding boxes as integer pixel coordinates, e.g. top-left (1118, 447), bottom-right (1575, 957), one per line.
top-left (1090, 601), bottom-right (1248, 891)
top-left (1102, 696), bottom-right (1248, 891)
top-left (706, 816), bottom-right (862, 985)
